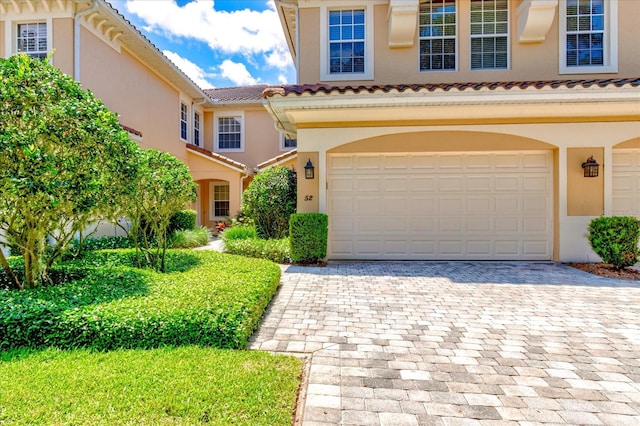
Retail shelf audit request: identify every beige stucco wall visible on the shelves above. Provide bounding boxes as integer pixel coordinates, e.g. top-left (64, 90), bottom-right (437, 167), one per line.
top-left (52, 18), bottom-right (73, 76)
top-left (615, 137), bottom-right (640, 149)
top-left (298, 1), bottom-right (640, 85)
top-left (212, 106), bottom-right (287, 169)
top-left (567, 147), bottom-right (604, 216)
top-left (296, 151), bottom-right (319, 213)
top-left (79, 26), bottom-right (186, 162)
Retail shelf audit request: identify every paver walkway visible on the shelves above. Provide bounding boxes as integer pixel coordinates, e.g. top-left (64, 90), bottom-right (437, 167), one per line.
top-left (249, 262), bottom-right (640, 425)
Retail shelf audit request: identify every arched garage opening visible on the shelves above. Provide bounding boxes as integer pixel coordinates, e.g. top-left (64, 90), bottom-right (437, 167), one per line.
top-left (325, 131), bottom-right (558, 260)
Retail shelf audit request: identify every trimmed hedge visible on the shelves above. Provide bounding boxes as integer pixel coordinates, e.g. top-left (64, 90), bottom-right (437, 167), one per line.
top-left (588, 216), bottom-right (640, 270)
top-left (0, 250), bottom-right (281, 351)
top-left (224, 238), bottom-right (291, 264)
top-left (168, 209), bottom-right (197, 234)
top-left (290, 213), bottom-right (328, 263)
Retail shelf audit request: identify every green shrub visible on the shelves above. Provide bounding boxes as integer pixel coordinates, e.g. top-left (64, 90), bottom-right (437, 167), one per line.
top-left (222, 225), bottom-right (258, 241)
top-left (242, 167), bottom-right (296, 239)
top-left (290, 213), bottom-right (328, 263)
top-left (224, 238), bottom-right (291, 264)
top-left (71, 235), bottom-right (136, 252)
top-left (0, 250), bottom-right (281, 351)
top-left (168, 209), bottom-right (197, 234)
top-left (169, 227), bottom-right (211, 248)
top-left (588, 216), bottom-right (640, 270)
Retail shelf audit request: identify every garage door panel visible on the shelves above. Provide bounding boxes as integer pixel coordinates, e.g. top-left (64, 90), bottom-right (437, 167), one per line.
top-left (495, 176), bottom-right (520, 191)
top-left (328, 151), bottom-right (553, 260)
top-left (329, 177), bottom-right (354, 192)
top-left (384, 155), bottom-right (409, 169)
top-left (411, 217), bottom-right (434, 232)
top-left (467, 241), bottom-right (491, 255)
top-left (496, 218), bottom-right (518, 232)
top-left (356, 177), bottom-right (381, 192)
top-left (467, 176), bottom-right (491, 191)
top-left (411, 176), bottom-right (436, 191)
top-left (384, 176), bottom-right (410, 191)
top-left (467, 197), bottom-right (492, 214)
top-left (468, 217), bottom-right (491, 232)
top-left (438, 176), bottom-right (464, 191)
top-left (613, 150), bottom-right (640, 218)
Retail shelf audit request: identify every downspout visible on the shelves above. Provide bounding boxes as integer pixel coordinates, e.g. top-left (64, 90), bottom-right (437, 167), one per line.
top-left (74, 0), bottom-right (99, 81)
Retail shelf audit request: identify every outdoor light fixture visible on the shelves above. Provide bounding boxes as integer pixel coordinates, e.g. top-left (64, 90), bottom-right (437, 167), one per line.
top-left (304, 159), bottom-right (315, 179)
top-left (582, 156), bottom-right (600, 178)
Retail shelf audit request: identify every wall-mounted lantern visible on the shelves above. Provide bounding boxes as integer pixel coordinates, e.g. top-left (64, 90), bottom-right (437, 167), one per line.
top-left (581, 156), bottom-right (600, 178)
top-left (304, 159), bottom-right (315, 179)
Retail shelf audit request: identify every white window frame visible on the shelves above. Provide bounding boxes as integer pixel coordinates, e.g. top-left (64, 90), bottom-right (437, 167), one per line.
top-left (180, 102), bottom-right (188, 142)
top-left (469, 0), bottom-right (510, 70)
top-left (7, 19), bottom-right (53, 62)
top-left (280, 133), bottom-right (297, 151)
top-left (558, 0), bottom-right (617, 74)
top-left (193, 111), bottom-right (201, 147)
top-left (209, 182), bottom-right (230, 220)
top-left (16, 22), bottom-right (48, 59)
top-left (214, 111), bottom-right (244, 153)
top-left (319, 3), bottom-right (374, 81)
top-left (419, 0), bottom-right (458, 72)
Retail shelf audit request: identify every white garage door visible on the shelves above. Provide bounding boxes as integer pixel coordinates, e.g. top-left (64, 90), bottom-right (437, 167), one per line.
top-left (613, 149), bottom-right (640, 217)
top-left (328, 151), bottom-right (553, 260)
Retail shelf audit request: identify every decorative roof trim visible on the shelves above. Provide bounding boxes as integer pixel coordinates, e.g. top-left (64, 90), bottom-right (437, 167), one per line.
top-left (121, 124), bottom-right (142, 138)
top-left (257, 149), bottom-right (298, 171)
top-left (263, 78), bottom-right (640, 98)
top-left (186, 144), bottom-right (248, 173)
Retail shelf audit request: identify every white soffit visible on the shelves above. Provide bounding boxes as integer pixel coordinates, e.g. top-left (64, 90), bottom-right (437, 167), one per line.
top-left (517, 0), bottom-right (558, 43)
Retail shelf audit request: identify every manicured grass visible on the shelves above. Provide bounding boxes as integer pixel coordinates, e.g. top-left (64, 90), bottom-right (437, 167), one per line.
top-left (0, 250), bottom-right (281, 350)
top-left (0, 347), bottom-right (301, 425)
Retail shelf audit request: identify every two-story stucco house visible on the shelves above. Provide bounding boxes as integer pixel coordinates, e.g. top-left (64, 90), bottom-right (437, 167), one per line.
top-left (265, 0), bottom-right (640, 262)
top-left (0, 0), bottom-right (296, 234)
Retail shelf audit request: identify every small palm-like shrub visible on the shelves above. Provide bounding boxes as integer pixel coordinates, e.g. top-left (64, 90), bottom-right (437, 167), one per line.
top-left (588, 216), bottom-right (640, 270)
top-left (222, 225), bottom-right (258, 241)
top-left (169, 226), bottom-right (211, 248)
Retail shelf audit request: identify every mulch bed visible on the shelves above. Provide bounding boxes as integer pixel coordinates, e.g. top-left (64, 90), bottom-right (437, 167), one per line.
top-left (566, 263), bottom-right (640, 281)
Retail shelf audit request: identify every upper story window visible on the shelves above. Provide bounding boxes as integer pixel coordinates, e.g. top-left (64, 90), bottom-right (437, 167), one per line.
top-left (215, 112), bottom-right (244, 152)
top-left (193, 112), bottom-right (201, 146)
top-left (419, 0), bottom-right (457, 71)
top-left (559, 0), bottom-right (617, 74)
top-left (470, 0), bottom-right (509, 70)
top-left (329, 9), bottom-right (365, 74)
top-left (180, 103), bottom-right (188, 141)
top-left (320, 5), bottom-right (374, 81)
top-left (17, 23), bottom-right (47, 60)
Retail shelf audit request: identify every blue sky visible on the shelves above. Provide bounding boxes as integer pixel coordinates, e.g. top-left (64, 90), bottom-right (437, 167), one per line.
top-left (106, 0), bottom-right (296, 89)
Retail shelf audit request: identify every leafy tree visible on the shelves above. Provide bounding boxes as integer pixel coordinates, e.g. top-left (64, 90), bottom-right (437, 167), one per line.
top-left (242, 167), bottom-right (296, 239)
top-left (0, 54), bottom-right (139, 289)
top-left (118, 149), bottom-right (197, 272)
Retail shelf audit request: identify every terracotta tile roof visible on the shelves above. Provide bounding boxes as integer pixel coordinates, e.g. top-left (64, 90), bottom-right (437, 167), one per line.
top-left (186, 144), bottom-right (248, 171)
top-left (257, 149), bottom-right (298, 171)
top-left (121, 124), bottom-right (142, 138)
top-left (262, 78), bottom-right (640, 97)
top-left (205, 85), bottom-right (270, 103)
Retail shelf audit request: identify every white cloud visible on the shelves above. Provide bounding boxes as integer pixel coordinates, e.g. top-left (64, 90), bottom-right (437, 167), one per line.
top-left (123, 0), bottom-right (293, 71)
top-left (163, 50), bottom-right (215, 89)
top-left (219, 60), bottom-right (258, 86)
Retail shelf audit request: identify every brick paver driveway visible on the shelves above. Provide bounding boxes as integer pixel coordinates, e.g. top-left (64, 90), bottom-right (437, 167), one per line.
top-left (249, 262), bottom-right (640, 425)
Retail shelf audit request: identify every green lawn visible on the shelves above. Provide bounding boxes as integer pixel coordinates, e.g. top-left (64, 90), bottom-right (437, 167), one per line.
top-left (0, 249), bottom-right (301, 424)
top-left (0, 347), bottom-right (301, 425)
